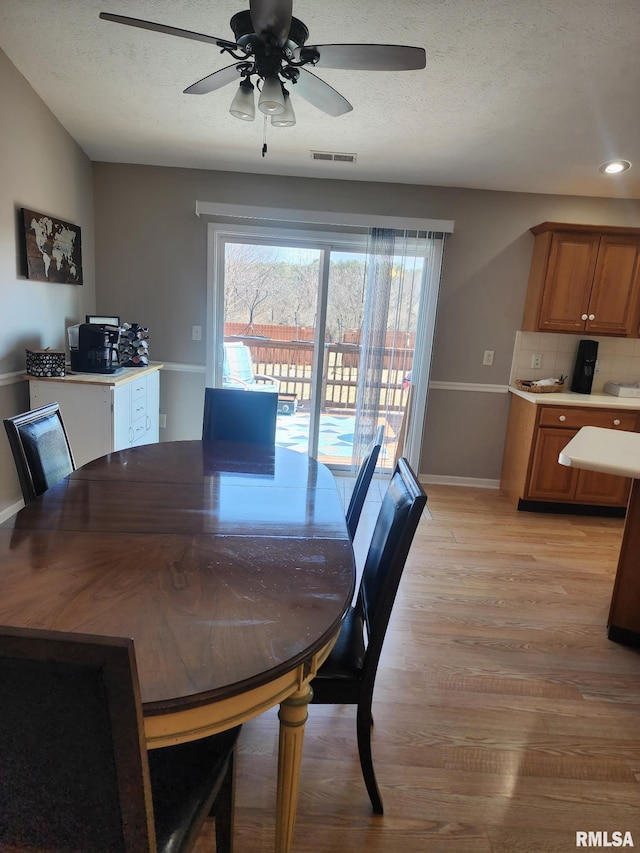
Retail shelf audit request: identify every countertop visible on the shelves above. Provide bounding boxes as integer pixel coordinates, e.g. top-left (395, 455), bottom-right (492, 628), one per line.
top-left (509, 385), bottom-right (640, 410)
top-left (24, 361), bottom-right (163, 387)
top-left (558, 426), bottom-right (640, 479)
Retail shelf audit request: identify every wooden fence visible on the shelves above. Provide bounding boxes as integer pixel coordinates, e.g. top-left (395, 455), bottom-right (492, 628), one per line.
top-left (225, 335), bottom-right (413, 412)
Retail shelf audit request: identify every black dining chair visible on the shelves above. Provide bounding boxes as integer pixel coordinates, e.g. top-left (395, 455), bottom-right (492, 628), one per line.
top-left (203, 386), bottom-right (278, 446)
top-left (0, 624), bottom-right (240, 853)
top-left (345, 424), bottom-right (385, 540)
top-left (3, 402), bottom-right (75, 504)
top-left (310, 457), bottom-right (427, 815)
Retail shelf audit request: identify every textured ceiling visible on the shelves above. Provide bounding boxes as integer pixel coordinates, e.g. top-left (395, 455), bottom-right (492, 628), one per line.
top-left (1, 0), bottom-right (640, 198)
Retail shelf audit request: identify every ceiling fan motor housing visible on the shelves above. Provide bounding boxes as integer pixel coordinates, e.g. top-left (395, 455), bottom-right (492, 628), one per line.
top-left (230, 10), bottom-right (309, 58)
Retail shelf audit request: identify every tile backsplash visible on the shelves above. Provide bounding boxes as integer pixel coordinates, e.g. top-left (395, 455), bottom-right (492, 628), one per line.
top-left (510, 332), bottom-right (640, 392)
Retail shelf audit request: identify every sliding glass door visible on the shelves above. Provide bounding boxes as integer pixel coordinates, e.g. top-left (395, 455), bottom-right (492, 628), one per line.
top-left (207, 224), bottom-right (444, 473)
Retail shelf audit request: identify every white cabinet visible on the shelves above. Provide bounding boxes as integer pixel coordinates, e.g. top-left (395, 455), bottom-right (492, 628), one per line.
top-left (29, 365), bottom-right (161, 468)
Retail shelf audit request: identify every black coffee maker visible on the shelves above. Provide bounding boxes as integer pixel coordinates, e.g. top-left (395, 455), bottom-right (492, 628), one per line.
top-left (570, 339), bottom-right (598, 394)
top-left (69, 323), bottom-right (121, 374)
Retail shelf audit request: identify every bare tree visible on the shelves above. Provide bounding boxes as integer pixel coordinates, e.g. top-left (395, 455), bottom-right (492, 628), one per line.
top-left (326, 258), bottom-right (366, 342)
top-left (224, 242), bottom-right (278, 331)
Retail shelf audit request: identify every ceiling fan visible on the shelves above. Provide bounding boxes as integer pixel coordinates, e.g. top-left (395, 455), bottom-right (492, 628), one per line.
top-left (99, 0), bottom-right (426, 127)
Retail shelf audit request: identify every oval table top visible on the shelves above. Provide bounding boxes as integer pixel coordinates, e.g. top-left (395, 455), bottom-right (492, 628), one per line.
top-left (0, 440), bottom-right (355, 716)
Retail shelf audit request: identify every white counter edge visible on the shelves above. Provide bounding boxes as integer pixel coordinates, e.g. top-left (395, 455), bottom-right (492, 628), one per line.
top-left (23, 362), bottom-right (163, 387)
top-left (509, 385), bottom-right (640, 410)
top-left (558, 426), bottom-right (640, 479)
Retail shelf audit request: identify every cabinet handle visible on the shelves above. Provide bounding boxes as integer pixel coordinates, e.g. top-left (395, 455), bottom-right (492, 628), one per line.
top-left (588, 314), bottom-right (595, 321)
top-left (558, 415), bottom-right (566, 422)
top-left (581, 314), bottom-right (588, 320)
top-left (613, 419), bottom-right (621, 426)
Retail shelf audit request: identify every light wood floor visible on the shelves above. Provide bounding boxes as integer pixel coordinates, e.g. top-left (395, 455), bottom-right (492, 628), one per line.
top-left (197, 484), bottom-right (640, 852)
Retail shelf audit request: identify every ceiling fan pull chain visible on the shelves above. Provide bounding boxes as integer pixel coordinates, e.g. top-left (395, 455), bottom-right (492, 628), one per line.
top-left (262, 114), bottom-right (268, 157)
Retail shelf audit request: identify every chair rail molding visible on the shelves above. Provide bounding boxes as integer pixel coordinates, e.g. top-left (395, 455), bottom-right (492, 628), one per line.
top-left (429, 381), bottom-right (509, 393)
top-left (160, 362), bottom-right (206, 373)
top-left (157, 366), bottom-right (509, 395)
top-left (0, 370), bottom-right (26, 387)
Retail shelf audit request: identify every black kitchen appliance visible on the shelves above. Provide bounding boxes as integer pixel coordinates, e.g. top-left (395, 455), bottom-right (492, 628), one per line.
top-left (570, 339), bottom-right (598, 394)
top-left (68, 323), bottom-right (121, 374)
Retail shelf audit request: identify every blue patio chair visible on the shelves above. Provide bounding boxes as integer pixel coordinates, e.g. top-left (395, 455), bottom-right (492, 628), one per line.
top-left (223, 342), bottom-right (280, 392)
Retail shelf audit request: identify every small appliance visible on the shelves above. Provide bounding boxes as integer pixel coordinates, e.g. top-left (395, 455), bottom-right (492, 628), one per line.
top-left (68, 323), bottom-right (121, 374)
top-left (570, 339), bottom-right (598, 394)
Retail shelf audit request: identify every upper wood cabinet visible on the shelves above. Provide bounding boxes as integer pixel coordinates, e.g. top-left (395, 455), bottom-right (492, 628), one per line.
top-left (522, 222), bottom-right (640, 336)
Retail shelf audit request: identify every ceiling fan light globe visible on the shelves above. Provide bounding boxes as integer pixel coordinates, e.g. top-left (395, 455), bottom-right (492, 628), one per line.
top-left (258, 77), bottom-right (285, 114)
top-left (229, 79), bottom-right (255, 120)
top-left (271, 92), bottom-right (296, 126)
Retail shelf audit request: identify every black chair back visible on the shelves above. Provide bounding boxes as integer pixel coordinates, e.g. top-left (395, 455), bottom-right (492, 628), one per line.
top-left (3, 402), bottom-right (75, 503)
top-left (311, 457), bottom-right (427, 814)
top-left (203, 387), bottom-right (278, 446)
top-left (0, 625), bottom-right (240, 853)
top-left (360, 456), bottom-right (425, 644)
top-left (0, 626), bottom-right (155, 851)
top-left (345, 424), bottom-right (384, 539)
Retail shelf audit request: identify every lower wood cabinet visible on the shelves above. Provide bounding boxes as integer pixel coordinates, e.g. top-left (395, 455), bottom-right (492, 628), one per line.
top-left (501, 395), bottom-right (638, 511)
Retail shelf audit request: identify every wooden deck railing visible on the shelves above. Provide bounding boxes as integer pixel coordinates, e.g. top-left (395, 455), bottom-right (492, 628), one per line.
top-left (225, 335), bottom-right (413, 412)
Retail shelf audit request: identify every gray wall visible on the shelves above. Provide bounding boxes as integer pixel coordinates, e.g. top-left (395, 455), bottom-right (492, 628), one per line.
top-left (92, 162), bottom-right (640, 479)
top-left (2, 38), bottom-right (640, 508)
top-left (0, 49), bottom-right (95, 511)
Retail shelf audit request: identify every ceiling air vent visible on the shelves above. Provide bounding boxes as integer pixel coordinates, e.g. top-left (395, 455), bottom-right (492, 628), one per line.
top-left (310, 151), bottom-right (357, 164)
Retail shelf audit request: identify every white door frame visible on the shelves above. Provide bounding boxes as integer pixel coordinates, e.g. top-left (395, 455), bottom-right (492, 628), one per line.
top-left (206, 222), bottom-right (445, 472)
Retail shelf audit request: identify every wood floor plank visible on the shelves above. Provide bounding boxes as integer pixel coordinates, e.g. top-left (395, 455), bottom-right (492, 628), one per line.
top-left (194, 484), bottom-right (640, 852)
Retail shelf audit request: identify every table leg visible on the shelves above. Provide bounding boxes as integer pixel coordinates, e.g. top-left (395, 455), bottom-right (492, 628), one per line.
top-left (275, 683), bottom-right (313, 853)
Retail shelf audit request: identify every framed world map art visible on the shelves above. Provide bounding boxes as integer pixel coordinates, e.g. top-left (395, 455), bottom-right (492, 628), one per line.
top-left (20, 208), bottom-right (83, 284)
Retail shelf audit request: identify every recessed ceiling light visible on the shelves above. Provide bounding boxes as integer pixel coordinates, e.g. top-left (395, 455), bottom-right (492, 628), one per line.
top-left (599, 159), bottom-right (632, 174)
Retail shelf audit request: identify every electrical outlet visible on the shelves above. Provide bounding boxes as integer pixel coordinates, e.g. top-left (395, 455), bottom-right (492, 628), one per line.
top-left (483, 350), bottom-right (494, 366)
top-left (531, 353), bottom-right (542, 369)
top-left (159, 414), bottom-right (167, 429)
top-left (191, 325), bottom-right (202, 341)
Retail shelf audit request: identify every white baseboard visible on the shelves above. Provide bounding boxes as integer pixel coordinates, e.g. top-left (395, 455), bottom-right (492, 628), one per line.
top-left (0, 499), bottom-right (24, 523)
top-left (419, 474), bottom-right (500, 490)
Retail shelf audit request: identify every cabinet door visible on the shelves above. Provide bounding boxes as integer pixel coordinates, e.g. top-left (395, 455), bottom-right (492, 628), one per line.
top-left (537, 233), bottom-right (599, 332)
top-left (527, 424), bottom-right (632, 507)
top-left (574, 468), bottom-right (631, 507)
top-left (526, 428), bottom-right (579, 501)
top-left (586, 236), bottom-right (640, 336)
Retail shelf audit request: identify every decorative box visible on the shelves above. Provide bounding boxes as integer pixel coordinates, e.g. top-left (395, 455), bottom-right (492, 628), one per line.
top-left (26, 348), bottom-right (66, 377)
top-left (277, 394), bottom-right (298, 415)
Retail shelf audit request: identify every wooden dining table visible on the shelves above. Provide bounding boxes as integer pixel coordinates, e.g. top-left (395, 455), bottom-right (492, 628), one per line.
top-left (0, 439), bottom-right (355, 853)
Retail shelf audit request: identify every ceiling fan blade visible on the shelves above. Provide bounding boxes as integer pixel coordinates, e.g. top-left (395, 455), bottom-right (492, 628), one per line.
top-left (184, 64), bottom-right (245, 95)
top-left (99, 12), bottom-right (237, 51)
top-left (293, 68), bottom-right (352, 116)
top-left (249, 0), bottom-right (292, 46)
top-left (298, 44), bottom-right (426, 71)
